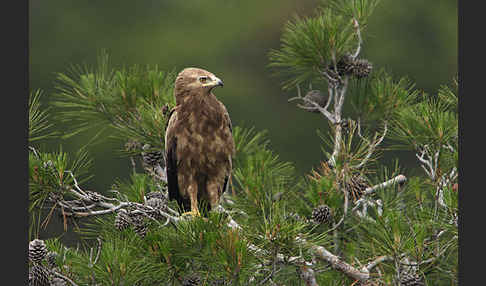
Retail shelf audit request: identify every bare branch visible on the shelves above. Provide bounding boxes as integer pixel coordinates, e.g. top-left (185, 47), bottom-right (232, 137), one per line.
top-left (353, 122), bottom-right (388, 169)
top-left (66, 171), bottom-right (88, 197)
top-left (60, 200), bottom-right (131, 217)
top-left (94, 237), bottom-right (102, 265)
top-left (299, 266), bottom-right (320, 286)
top-left (335, 77), bottom-right (349, 116)
top-left (328, 78), bottom-right (349, 167)
top-left (362, 174), bottom-right (407, 196)
top-left (318, 69), bottom-right (340, 87)
top-left (324, 86), bottom-right (334, 110)
top-left (223, 207), bottom-right (390, 284)
top-left (351, 18), bottom-right (362, 59)
top-left (352, 198), bottom-right (382, 221)
top-left (311, 244), bottom-right (370, 281)
top-left (289, 89), bottom-right (337, 124)
top-left (364, 255), bottom-right (392, 272)
top-left (415, 145), bottom-right (436, 180)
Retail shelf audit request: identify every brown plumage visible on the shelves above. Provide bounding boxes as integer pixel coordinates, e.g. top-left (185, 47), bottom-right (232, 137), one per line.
top-left (165, 67), bottom-right (235, 216)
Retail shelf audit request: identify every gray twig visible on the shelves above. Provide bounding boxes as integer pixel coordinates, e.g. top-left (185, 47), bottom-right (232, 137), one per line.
top-left (353, 122), bottom-right (388, 169)
top-left (351, 18), bottom-right (362, 59)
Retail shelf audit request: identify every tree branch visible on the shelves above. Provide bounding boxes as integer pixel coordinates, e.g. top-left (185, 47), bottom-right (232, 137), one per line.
top-left (353, 122), bottom-right (388, 169)
top-left (299, 266), bottom-right (320, 286)
top-left (50, 269), bottom-right (79, 286)
top-left (289, 84), bottom-right (336, 123)
top-left (223, 207), bottom-right (390, 284)
top-left (362, 175), bottom-right (407, 196)
top-left (310, 244), bottom-right (370, 281)
top-left (364, 255), bottom-right (392, 272)
top-left (351, 18), bottom-right (362, 60)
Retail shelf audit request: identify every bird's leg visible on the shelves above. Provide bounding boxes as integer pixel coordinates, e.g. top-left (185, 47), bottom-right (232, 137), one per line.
top-left (181, 182), bottom-right (201, 217)
top-left (207, 179), bottom-right (223, 212)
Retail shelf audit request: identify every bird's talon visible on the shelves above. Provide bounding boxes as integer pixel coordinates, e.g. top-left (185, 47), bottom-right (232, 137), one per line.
top-left (181, 210), bottom-right (201, 218)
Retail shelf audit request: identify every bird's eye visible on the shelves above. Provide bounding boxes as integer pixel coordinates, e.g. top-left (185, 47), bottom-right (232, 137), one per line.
top-left (199, 76), bottom-right (208, 83)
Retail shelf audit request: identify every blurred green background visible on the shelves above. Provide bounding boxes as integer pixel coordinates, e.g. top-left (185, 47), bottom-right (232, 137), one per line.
top-left (30, 0), bottom-right (457, 239)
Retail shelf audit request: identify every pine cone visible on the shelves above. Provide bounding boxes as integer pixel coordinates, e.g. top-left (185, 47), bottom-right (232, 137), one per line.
top-left (141, 144), bottom-right (164, 167)
top-left (134, 223), bottom-right (148, 238)
top-left (299, 90), bottom-right (328, 112)
top-left (351, 59), bottom-right (373, 78)
top-left (45, 251), bottom-right (58, 269)
top-left (399, 272), bottom-right (424, 286)
top-left (130, 213), bottom-right (148, 238)
top-left (146, 191), bottom-right (167, 201)
top-left (345, 174), bottom-right (369, 201)
top-left (336, 53), bottom-right (355, 76)
top-left (114, 210), bottom-right (131, 231)
top-left (29, 239), bottom-right (48, 263)
top-left (311, 205), bottom-right (332, 224)
top-left (182, 273), bottom-right (201, 286)
top-left (50, 277), bottom-right (68, 286)
top-left (145, 197), bottom-right (167, 220)
top-left (398, 261), bottom-right (424, 286)
top-left (29, 264), bottom-right (50, 286)
top-left (146, 196), bottom-right (166, 208)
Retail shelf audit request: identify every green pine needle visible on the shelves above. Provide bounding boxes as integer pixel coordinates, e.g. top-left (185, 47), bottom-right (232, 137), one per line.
top-left (29, 89), bottom-right (57, 142)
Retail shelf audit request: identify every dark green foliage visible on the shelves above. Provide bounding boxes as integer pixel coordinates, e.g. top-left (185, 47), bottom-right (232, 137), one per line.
top-left (268, 0), bottom-right (380, 89)
top-left (111, 172), bottom-right (161, 203)
top-left (437, 76), bottom-right (458, 113)
top-left (52, 50), bottom-right (176, 151)
top-left (321, 0), bottom-right (381, 26)
top-left (28, 1), bottom-right (457, 284)
top-left (151, 213), bottom-right (256, 285)
top-left (268, 9), bottom-right (355, 89)
top-left (390, 96), bottom-right (457, 151)
top-left (29, 148), bottom-right (91, 198)
top-left (73, 213), bottom-right (258, 285)
top-left (317, 120), bottom-right (384, 171)
top-left (29, 146), bottom-right (93, 237)
top-left (350, 69), bottom-right (420, 125)
top-left (29, 89), bottom-right (57, 143)
top-left (232, 125), bottom-right (270, 169)
top-left (71, 234), bottom-right (158, 285)
top-left (232, 125), bottom-right (296, 216)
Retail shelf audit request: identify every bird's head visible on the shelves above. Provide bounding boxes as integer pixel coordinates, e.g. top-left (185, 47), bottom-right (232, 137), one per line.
top-left (174, 67), bottom-right (223, 103)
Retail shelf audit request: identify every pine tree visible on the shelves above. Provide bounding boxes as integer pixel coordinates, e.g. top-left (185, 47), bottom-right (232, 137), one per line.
top-left (29, 1), bottom-right (457, 285)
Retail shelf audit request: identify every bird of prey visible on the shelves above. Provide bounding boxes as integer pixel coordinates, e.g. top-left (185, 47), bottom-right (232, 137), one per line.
top-left (165, 67), bottom-right (235, 217)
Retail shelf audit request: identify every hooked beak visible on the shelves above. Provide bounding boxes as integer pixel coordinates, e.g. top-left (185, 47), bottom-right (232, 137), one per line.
top-left (212, 76), bottom-right (224, 87)
top-left (203, 75), bottom-right (224, 89)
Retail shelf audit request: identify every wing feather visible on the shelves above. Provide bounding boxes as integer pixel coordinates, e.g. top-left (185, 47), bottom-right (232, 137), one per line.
top-left (219, 102), bottom-right (234, 195)
top-left (165, 108), bottom-right (190, 211)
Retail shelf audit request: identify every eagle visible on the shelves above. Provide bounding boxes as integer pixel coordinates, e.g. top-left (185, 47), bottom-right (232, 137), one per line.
top-left (164, 67), bottom-right (235, 217)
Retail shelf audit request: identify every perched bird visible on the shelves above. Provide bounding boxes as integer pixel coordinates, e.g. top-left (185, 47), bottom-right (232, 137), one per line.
top-left (165, 67), bottom-right (235, 217)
